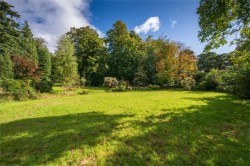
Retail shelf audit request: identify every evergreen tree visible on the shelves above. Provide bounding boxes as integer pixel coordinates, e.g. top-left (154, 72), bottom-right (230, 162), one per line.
top-left (0, 52), bottom-right (13, 79)
top-left (54, 34), bottom-right (78, 93)
top-left (0, 1), bottom-right (21, 54)
top-left (35, 38), bottom-right (51, 78)
top-left (21, 21), bottom-right (38, 63)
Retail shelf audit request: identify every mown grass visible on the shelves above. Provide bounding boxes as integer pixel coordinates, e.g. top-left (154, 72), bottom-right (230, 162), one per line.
top-left (0, 88), bottom-right (249, 165)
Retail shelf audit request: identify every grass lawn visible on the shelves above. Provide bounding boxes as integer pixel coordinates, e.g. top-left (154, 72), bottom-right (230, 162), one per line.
top-left (0, 88), bottom-right (250, 165)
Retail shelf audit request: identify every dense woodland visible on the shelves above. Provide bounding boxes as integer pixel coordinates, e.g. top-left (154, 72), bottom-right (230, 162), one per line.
top-left (0, 0), bottom-right (249, 100)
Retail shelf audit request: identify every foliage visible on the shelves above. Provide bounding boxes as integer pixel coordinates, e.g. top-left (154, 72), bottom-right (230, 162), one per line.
top-left (148, 84), bottom-right (161, 90)
top-left (0, 1), bottom-right (21, 54)
top-left (0, 52), bottom-right (13, 79)
top-left (198, 69), bottom-right (223, 91)
top-left (80, 88), bottom-right (90, 95)
top-left (35, 77), bottom-right (53, 93)
top-left (11, 54), bottom-right (41, 80)
top-left (67, 26), bottom-right (107, 85)
top-left (197, 0), bottom-right (250, 51)
top-left (198, 52), bottom-right (231, 72)
top-left (53, 34), bottom-right (79, 92)
top-left (0, 79), bottom-right (36, 100)
top-left (133, 66), bottom-right (149, 86)
top-left (176, 49), bottom-right (197, 84)
top-left (20, 21), bottom-right (38, 63)
top-left (35, 38), bottom-right (51, 78)
top-left (180, 76), bottom-right (196, 90)
top-left (106, 21), bottom-right (144, 82)
top-left (104, 77), bottom-right (118, 88)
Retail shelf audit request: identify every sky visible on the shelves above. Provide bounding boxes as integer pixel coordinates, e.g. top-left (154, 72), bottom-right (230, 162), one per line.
top-left (6, 0), bottom-right (236, 55)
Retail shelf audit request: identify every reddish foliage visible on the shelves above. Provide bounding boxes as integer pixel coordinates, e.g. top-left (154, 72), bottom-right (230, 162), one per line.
top-left (11, 54), bottom-right (41, 80)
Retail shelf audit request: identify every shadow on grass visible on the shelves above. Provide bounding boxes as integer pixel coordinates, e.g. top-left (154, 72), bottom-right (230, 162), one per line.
top-left (105, 95), bottom-right (250, 165)
top-left (1, 95), bottom-right (249, 165)
top-left (0, 112), bottom-right (132, 165)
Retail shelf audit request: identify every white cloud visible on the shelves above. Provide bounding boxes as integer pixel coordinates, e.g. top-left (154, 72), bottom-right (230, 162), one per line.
top-left (134, 17), bottom-right (160, 34)
top-left (170, 20), bottom-right (178, 28)
top-left (6, 0), bottom-right (102, 52)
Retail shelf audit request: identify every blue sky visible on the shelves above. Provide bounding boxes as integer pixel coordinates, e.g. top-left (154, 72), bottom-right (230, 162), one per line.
top-left (7, 0), bottom-right (236, 54)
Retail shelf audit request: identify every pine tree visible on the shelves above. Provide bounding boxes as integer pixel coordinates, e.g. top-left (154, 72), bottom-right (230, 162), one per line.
top-left (35, 38), bottom-right (51, 78)
top-left (0, 1), bottom-right (21, 54)
top-left (21, 21), bottom-right (38, 63)
top-left (0, 52), bottom-right (13, 79)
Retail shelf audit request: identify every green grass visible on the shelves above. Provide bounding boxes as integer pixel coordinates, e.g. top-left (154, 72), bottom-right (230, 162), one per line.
top-left (0, 88), bottom-right (250, 165)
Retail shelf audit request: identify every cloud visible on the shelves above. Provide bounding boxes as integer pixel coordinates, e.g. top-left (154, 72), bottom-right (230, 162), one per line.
top-left (170, 20), bottom-right (178, 28)
top-left (7, 0), bottom-right (102, 52)
top-left (134, 17), bottom-right (160, 34)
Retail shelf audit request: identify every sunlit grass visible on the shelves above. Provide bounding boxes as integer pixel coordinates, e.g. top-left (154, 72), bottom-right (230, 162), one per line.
top-left (0, 88), bottom-right (249, 165)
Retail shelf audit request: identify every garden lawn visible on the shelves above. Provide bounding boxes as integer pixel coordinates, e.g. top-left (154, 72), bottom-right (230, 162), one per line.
top-left (0, 88), bottom-right (250, 165)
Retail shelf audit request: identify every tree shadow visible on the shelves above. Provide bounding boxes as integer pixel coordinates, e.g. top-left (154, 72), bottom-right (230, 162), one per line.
top-left (0, 112), bottom-right (132, 165)
top-left (105, 95), bottom-right (250, 165)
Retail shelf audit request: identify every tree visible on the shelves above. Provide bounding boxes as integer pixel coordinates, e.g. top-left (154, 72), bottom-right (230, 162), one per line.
top-left (67, 26), bottom-right (106, 85)
top-left (106, 21), bottom-right (143, 82)
top-left (198, 52), bottom-right (231, 72)
top-left (155, 37), bottom-right (178, 86)
top-left (176, 49), bottom-right (197, 84)
top-left (197, 0), bottom-right (250, 51)
top-left (0, 1), bottom-right (21, 54)
top-left (0, 52), bottom-right (13, 79)
top-left (11, 54), bottom-right (40, 80)
top-left (35, 38), bottom-right (51, 78)
top-left (0, 1), bottom-right (20, 80)
top-left (54, 34), bottom-right (78, 93)
top-left (20, 21), bottom-right (38, 63)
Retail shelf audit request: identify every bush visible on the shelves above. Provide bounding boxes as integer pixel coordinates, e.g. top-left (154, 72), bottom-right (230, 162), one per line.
top-left (148, 84), bottom-right (161, 90)
top-left (112, 84), bottom-right (127, 92)
top-left (80, 88), bottom-right (90, 95)
top-left (0, 79), bottom-right (37, 100)
top-left (104, 77), bottom-right (118, 88)
top-left (198, 69), bottom-right (223, 91)
top-left (133, 67), bottom-right (149, 86)
top-left (35, 78), bottom-right (53, 93)
top-left (221, 64), bottom-right (250, 99)
top-left (180, 76), bottom-right (196, 90)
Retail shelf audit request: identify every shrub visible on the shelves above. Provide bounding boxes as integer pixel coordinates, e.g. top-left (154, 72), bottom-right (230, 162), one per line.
top-left (221, 64), bottom-right (250, 99)
top-left (0, 79), bottom-right (37, 100)
top-left (198, 69), bottom-right (222, 91)
top-left (133, 67), bottom-right (149, 86)
top-left (148, 84), bottom-right (161, 90)
top-left (104, 77), bottom-right (118, 88)
top-left (180, 76), bottom-right (196, 90)
top-left (81, 88), bottom-right (90, 95)
top-left (112, 84), bottom-right (127, 92)
top-left (35, 77), bottom-right (53, 93)
top-left (193, 72), bottom-right (206, 85)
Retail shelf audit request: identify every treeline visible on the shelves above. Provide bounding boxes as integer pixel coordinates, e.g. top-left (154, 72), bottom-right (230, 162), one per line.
top-left (0, 1), bottom-right (249, 100)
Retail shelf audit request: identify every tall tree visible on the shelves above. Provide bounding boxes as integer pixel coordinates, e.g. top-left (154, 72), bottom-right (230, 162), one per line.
top-left (35, 38), bottom-right (51, 78)
top-left (176, 49), bottom-right (197, 84)
top-left (198, 52), bottom-right (231, 72)
top-left (54, 34), bottom-right (78, 93)
top-left (0, 1), bottom-right (21, 54)
top-left (0, 1), bottom-right (20, 79)
top-left (155, 37), bottom-right (178, 86)
top-left (21, 21), bottom-right (38, 63)
top-left (0, 52), bottom-right (13, 79)
top-left (197, 0), bottom-right (250, 51)
top-left (106, 21), bottom-right (143, 82)
top-left (67, 26), bottom-right (106, 85)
